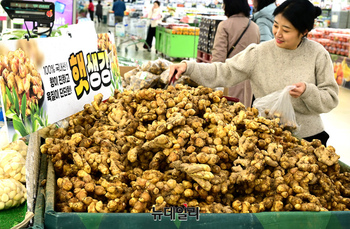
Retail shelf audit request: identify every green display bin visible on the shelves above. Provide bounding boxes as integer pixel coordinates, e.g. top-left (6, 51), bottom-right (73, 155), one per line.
top-left (156, 27), bottom-right (167, 55)
top-left (164, 33), bottom-right (199, 59)
top-left (44, 210), bottom-right (350, 229)
top-left (155, 26), bottom-right (163, 52)
top-left (31, 158), bottom-right (350, 229)
top-left (155, 27), bottom-right (199, 59)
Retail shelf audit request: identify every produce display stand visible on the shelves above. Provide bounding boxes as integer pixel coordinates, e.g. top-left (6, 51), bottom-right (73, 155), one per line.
top-left (155, 26), bottom-right (166, 54)
top-left (155, 27), bottom-right (199, 59)
top-left (330, 54), bottom-right (350, 90)
top-left (307, 28), bottom-right (350, 90)
top-left (28, 142), bottom-right (350, 229)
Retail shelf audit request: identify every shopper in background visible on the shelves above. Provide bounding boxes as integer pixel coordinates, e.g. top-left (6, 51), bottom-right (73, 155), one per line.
top-left (113, 0), bottom-right (126, 24)
top-left (96, 0), bottom-right (103, 23)
top-left (252, 0), bottom-right (276, 42)
top-left (211, 0), bottom-right (260, 107)
top-left (250, 0), bottom-right (276, 106)
top-left (88, 0), bottom-right (94, 22)
top-left (169, 0), bottom-right (339, 146)
top-left (143, 1), bottom-right (162, 51)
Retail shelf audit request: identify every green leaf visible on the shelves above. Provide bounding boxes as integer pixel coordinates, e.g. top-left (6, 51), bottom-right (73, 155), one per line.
top-left (34, 113), bottom-right (44, 127)
top-left (23, 106), bottom-right (30, 131)
top-left (30, 112), bottom-right (35, 132)
top-left (6, 87), bottom-right (14, 105)
top-left (39, 105), bottom-right (43, 117)
top-left (57, 24), bottom-right (68, 30)
top-left (35, 103), bottom-right (40, 115)
top-left (24, 118), bottom-right (31, 133)
top-left (32, 119), bottom-right (38, 132)
top-left (12, 133), bottom-right (20, 142)
top-left (3, 94), bottom-right (7, 112)
top-left (22, 110), bottom-right (31, 132)
top-left (12, 86), bottom-right (20, 115)
top-left (12, 115), bottom-right (29, 137)
top-left (30, 103), bottom-right (35, 117)
top-left (5, 109), bottom-right (16, 119)
top-left (6, 30), bottom-right (28, 39)
top-left (44, 113), bottom-right (49, 126)
top-left (21, 94), bottom-right (27, 119)
top-left (31, 103), bottom-right (36, 114)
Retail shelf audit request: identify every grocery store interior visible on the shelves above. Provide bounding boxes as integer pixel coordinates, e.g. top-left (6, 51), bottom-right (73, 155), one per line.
top-left (1, 0), bottom-right (350, 228)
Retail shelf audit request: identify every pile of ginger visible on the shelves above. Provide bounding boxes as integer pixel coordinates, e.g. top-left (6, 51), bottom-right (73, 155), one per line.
top-left (40, 84), bottom-right (350, 213)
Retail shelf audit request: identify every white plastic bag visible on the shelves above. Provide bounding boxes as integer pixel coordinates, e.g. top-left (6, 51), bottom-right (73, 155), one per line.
top-left (253, 85), bottom-right (300, 133)
top-left (0, 178), bottom-right (27, 211)
top-left (0, 150), bottom-right (26, 183)
top-left (2, 140), bottom-right (28, 159)
top-left (115, 23), bottom-right (125, 37)
top-left (141, 58), bottom-right (172, 75)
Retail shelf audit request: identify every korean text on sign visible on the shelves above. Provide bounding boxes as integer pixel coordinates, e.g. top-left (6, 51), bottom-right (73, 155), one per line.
top-left (69, 51), bottom-right (89, 99)
top-left (69, 51), bottom-right (112, 100)
top-left (151, 205), bottom-right (200, 222)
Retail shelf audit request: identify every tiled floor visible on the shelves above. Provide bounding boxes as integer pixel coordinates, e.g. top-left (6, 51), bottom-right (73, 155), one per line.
top-left (95, 21), bottom-right (350, 165)
top-left (95, 22), bottom-right (163, 62)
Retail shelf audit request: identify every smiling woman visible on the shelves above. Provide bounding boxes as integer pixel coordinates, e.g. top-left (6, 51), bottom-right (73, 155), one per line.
top-left (272, 0), bottom-right (322, 50)
top-left (273, 14), bottom-right (307, 50)
top-left (169, 0), bottom-right (339, 146)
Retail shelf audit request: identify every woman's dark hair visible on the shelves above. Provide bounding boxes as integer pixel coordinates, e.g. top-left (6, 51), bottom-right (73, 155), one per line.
top-left (273, 0), bottom-right (322, 34)
top-left (256, 0), bottom-right (275, 12)
top-left (223, 0), bottom-right (250, 17)
top-left (154, 1), bottom-right (160, 6)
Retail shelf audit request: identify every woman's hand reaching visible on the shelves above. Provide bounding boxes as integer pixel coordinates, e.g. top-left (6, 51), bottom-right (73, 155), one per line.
top-left (289, 82), bottom-right (306, 98)
top-left (168, 63), bottom-right (187, 82)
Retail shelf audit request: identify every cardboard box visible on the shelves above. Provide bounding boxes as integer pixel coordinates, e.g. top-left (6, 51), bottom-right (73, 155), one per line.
top-left (119, 66), bottom-right (137, 77)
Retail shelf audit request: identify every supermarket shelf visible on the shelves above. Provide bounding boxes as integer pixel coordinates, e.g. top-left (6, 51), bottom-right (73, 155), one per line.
top-left (331, 54), bottom-right (350, 90)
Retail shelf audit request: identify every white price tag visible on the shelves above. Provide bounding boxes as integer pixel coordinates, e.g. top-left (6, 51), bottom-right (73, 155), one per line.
top-left (140, 72), bottom-right (148, 80)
